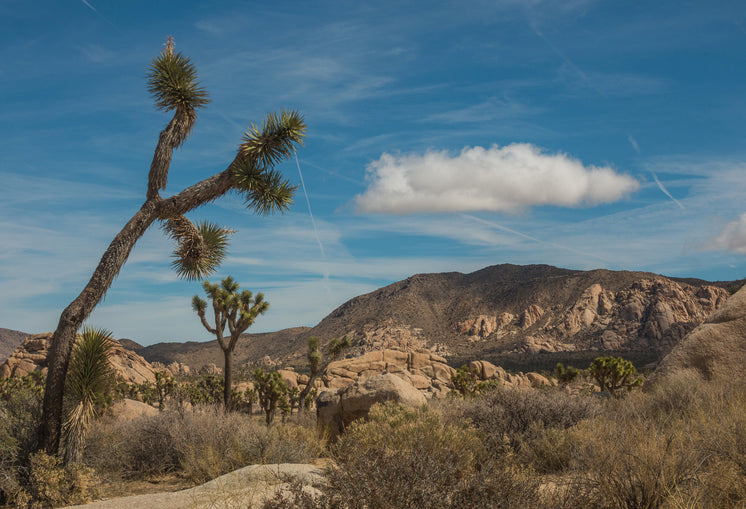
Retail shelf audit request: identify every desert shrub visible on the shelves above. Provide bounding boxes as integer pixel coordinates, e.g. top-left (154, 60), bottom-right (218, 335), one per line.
top-left (322, 402), bottom-right (540, 509)
top-left (85, 410), bottom-right (181, 477)
top-left (0, 374), bottom-right (44, 505)
top-left (450, 364), bottom-right (497, 396)
top-left (564, 410), bottom-right (704, 509)
top-left (260, 478), bottom-right (326, 509)
top-left (555, 362), bottom-right (580, 384)
top-left (25, 451), bottom-right (97, 507)
top-left (520, 425), bottom-right (580, 474)
top-left (439, 386), bottom-right (600, 456)
top-left (682, 376), bottom-right (746, 506)
top-left (84, 405), bottom-right (325, 483)
top-left (552, 375), bottom-right (746, 508)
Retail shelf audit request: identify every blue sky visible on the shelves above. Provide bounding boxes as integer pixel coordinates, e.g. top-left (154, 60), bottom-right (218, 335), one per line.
top-left (2, 1), bottom-right (746, 344)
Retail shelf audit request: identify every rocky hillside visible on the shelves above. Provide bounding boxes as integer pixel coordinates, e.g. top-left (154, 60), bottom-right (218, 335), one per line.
top-left (287, 265), bottom-right (727, 367)
top-left (656, 282), bottom-right (746, 380)
top-left (0, 333), bottom-right (156, 384)
top-left (133, 264), bottom-right (732, 372)
top-left (0, 328), bottom-right (29, 364)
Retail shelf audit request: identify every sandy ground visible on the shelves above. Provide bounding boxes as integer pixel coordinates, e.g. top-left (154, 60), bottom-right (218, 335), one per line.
top-left (63, 463), bottom-right (324, 509)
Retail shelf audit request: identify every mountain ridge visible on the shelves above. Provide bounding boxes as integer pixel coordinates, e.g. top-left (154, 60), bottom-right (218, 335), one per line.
top-left (4, 264), bottom-right (739, 373)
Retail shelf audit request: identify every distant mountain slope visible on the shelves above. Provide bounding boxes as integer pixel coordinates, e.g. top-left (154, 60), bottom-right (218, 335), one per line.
top-left (133, 264), bottom-right (733, 372)
top-left (136, 327), bottom-right (311, 369)
top-left (0, 328), bottom-right (29, 364)
top-left (300, 264), bottom-right (726, 359)
top-left (117, 338), bottom-right (144, 352)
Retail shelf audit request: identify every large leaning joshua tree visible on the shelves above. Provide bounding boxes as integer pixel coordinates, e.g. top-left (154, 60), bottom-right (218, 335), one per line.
top-left (40, 37), bottom-right (306, 455)
top-left (192, 276), bottom-right (269, 410)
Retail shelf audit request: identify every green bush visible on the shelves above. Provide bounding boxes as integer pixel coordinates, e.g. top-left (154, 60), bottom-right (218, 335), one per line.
top-left (554, 362), bottom-right (580, 384)
top-left (588, 356), bottom-right (642, 395)
top-left (439, 385), bottom-right (599, 457)
top-left (450, 364), bottom-right (497, 396)
top-left (323, 402), bottom-right (539, 509)
top-left (0, 373), bottom-right (44, 506)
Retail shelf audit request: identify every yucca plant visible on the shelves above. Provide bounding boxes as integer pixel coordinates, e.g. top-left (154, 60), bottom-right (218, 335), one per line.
top-left (40, 37), bottom-right (306, 455)
top-left (62, 327), bottom-right (115, 465)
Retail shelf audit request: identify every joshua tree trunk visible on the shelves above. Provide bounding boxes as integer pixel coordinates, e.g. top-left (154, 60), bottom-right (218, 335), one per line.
top-left (223, 348), bottom-right (233, 410)
top-left (42, 169), bottom-right (236, 454)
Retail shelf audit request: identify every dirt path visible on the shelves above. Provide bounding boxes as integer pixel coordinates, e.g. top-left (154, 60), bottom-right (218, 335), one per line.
top-left (64, 463), bottom-right (324, 509)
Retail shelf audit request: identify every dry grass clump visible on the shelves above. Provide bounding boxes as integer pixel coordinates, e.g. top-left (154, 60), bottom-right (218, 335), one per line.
top-left (85, 405), bottom-right (326, 484)
top-left (548, 371), bottom-right (746, 508)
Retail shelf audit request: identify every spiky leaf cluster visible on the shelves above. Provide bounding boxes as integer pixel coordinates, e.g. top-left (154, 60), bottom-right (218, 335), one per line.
top-left (241, 110), bottom-right (306, 168)
top-left (307, 336), bottom-right (322, 375)
top-left (232, 109), bottom-right (305, 216)
top-left (192, 276), bottom-right (269, 349)
top-left (328, 336), bottom-right (351, 360)
top-left (233, 159), bottom-right (297, 215)
top-left (63, 327), bottom-right (115, 464)
top-left (147, 44), bottom-right (209, 113)
top-left (65, 327), bottom-right (115, 406)
top-left (166, 219), bottom-right (232, 281)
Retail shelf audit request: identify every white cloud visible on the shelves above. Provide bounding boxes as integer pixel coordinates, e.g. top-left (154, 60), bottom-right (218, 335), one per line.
top-left (711, 213), bottom-right (746, 254)
top-left (354, 144), bottom-right (639, 214)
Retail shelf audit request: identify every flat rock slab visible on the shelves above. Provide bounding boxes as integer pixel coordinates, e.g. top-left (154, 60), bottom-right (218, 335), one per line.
top-left (64, 463), bottom-right (323, 509)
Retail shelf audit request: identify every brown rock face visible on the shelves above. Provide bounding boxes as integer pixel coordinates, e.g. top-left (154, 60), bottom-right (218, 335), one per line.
top-left (457, 315), bottom-right (500, 338)
top-left (499, 278), bottom-right (726, 355)
top-left (656, 285), bottom-right (746, 380)
top-left (0, 333), bottom-right (156, 384)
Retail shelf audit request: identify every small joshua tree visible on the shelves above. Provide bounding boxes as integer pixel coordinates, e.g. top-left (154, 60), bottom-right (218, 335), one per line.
top-left (253, 368), bottom-right (289, 426)
top-left (588, 356), bottom-right (642, 395)
top-left (192, 277), bottom-right (269, 410)
top-left (295, 336), bottom-right (350, 411)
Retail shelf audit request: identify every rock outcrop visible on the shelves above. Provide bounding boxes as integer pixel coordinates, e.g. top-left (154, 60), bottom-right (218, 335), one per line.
top-left (456, 278), bottom-right (727, 355)
top-left (466, 360), bottom-right (555, 389)
top-left (317, 373), bottom-right (428, 432)
top-left (0, 333), bottom-right (157, 384)
top-left (656, 285), bottom-right (746, 380)
top-left (322, 348), bottom-right (456, 397)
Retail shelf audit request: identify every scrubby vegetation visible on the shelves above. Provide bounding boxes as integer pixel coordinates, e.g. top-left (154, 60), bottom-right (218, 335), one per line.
top-left (3, 362), bottom-right (746, 507)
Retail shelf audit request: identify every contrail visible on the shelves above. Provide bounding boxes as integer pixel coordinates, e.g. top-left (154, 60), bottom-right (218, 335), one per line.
top-left (627, 134), bottom-right (640, 154)
top-left (460, 213), bottom-right (613, 265)
top-left (80, 0), bottom-right (118, 29)
top-left (530, 21), bottom-right (606, 97)
top-left (80, 0), bottom-right (98, 13)
top-left (295, 153), bottom-right (332, 302)
top-left (295, 153), bottom-right (326, 259)
top-left (651, 171), bottom-right (685, 209)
